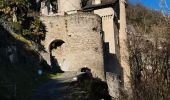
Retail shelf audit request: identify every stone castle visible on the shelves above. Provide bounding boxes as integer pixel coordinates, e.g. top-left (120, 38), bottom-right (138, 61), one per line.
top-left (40, 0), bottom-right (131, 97)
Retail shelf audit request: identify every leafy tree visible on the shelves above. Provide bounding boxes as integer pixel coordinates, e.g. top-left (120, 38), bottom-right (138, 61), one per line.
top-left (21, 16), bottom-right (46, 48)
top-left (0, 0), bottom-right (46, 51)
top-left (0, 0), bottom-right (29, 20)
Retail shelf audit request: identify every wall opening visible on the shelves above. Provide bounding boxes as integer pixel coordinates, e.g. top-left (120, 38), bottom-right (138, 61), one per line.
top-left (49, 39), bottom-right (65, 72)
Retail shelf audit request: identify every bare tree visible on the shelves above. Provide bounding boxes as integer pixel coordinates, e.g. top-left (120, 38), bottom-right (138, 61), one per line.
top-left (126, 4), bottom-right (170, 100)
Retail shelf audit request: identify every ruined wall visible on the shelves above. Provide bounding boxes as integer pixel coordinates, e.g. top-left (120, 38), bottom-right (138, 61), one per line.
top-left (40, 13), bottom-right (105, 80)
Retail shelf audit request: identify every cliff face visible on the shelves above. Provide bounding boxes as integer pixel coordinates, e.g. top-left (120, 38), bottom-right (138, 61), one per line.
top-left (0, 24), bottom-right (50, 100)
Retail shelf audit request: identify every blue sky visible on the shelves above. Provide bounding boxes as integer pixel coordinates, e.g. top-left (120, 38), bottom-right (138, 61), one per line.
top-left (128, 0), bottom-right (170, 14)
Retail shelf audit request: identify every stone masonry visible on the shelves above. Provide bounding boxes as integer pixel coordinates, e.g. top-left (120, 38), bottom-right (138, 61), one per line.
top-left (39, 0), bottom-right (131, 98)
top-left (40, 13), bottom-right (105, 80)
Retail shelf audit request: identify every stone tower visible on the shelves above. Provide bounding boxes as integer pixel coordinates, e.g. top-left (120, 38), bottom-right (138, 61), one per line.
top-left (58, 0), bottom-right (81, 13)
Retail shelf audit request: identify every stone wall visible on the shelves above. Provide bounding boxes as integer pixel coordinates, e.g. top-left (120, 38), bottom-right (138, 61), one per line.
top-left (94, 7), bottom-right (116, 54)
top-left (119, 0), bottom-right (132, 92)
top-left (94, 7), bottom-right (121, 77)
top-left (40, 12), bottom-right (105, 80)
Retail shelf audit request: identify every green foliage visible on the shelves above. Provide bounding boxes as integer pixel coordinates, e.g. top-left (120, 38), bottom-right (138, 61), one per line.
top-left (0, 0), bottom-right (28, 17)
top-left (0, 0), bottom-right (28, 7)
top-left (0, 34), bottom-right (50, 100)
top-left (0, 1), bottom-right (52, 100)
top-left (10, 22), bottom-right (22, 33)
top-left (47, 73), bottom-right (63, 79)
top-left (20, 16), bottom-right (46, 51)
top-left (0, 0), bottom-right (46, 50)
top-left (22, 29), bottom-right (31, 36)
top-left (21, 16), bottom-right (44, 34)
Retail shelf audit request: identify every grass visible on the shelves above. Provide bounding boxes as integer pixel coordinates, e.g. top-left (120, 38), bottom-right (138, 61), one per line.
top-left (47, 73), bottom-right (63, 79)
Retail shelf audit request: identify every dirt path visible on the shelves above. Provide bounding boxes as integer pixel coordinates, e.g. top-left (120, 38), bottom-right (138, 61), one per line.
top-left (32, 72), bottom-right (79, 100)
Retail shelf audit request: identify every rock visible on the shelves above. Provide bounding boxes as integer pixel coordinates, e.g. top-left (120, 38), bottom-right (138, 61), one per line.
top-left (106, 72), bottom-right (120, 99)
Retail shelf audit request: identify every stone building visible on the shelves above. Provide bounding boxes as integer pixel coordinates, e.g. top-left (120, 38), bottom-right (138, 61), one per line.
top-left (40, 0), bottom-right (131, 97)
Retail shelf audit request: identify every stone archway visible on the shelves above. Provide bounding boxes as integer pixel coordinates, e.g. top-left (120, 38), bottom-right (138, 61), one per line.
top-left (49, 39), bottom-right (65, 72)
top-left (40, 13), bottom-right (105, 80)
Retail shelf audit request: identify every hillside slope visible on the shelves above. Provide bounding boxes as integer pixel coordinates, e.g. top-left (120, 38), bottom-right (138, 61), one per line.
top-left (126, 4), bottom-right (170, 100)
top-left (0, 22), bottom-right (50, 100)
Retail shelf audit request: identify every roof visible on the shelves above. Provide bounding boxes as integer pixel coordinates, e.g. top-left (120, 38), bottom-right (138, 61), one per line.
top-left (82, 0), bottom-right (118, 10)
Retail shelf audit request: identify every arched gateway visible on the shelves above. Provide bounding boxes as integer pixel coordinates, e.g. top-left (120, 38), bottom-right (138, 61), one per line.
top-left (40, 13), bottom-right (105, 80)
top-left (49, 39), bottom-right (65, 70)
